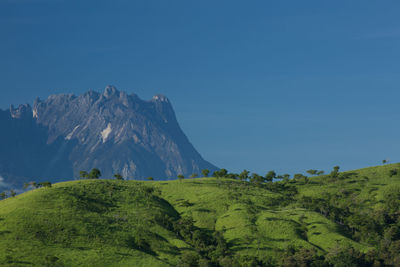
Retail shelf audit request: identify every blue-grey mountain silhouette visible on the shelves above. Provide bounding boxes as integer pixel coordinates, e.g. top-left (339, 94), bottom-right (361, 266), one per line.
top-left (0, 86), bottom-right (217, 189)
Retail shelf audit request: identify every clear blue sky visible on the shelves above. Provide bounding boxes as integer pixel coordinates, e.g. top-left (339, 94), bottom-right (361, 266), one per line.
top-left (1, 0), bottom-right (400, 175)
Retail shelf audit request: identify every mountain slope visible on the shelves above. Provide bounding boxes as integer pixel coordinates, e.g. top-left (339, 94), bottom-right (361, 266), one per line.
top-left (0, 86), bottom-right (217, 188)
top-left (0, 107), bottom-right (74, 187)
top-left (2, 163), bottom-right (399, 266)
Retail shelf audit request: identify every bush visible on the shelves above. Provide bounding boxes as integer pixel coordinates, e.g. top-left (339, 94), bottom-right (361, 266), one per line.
top-left (178, 251), bottom-right (200, 267)
top-left (213, 169), bottom-right (228, 178)
top-left (325, 246), bottom-right (373, 267)
top-left (39, 182), bottom-right (52, 188)
top-left (281, 248), bottom-right (325, 267)
top-left (113, 173), bottom-right (123, 180)
top-left (389, 169), bottom-right (398, 177)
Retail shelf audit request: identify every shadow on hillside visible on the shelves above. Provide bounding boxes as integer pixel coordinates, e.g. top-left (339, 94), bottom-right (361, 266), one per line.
top-left (153, 233), bottom-right (169, 243)
top-left (158, 248), bottom-right (180, 256)
top-left (0, 230), bottom-right (11, 236)
top-left (264, 217), bottom-right (299, 225)
top-left (115, 252), bottom-right (133, 257)
top-left (308, 241), bottom-right (324, 251)
top-left (68, 193), bottom-right (116, 213)
top-left (333, 224), bottom-right (354, 240)
top-left (154, 196), bottom-right (180, 218)
top-left (126, 236), bottom-right (157, 256)
top-left (229, 244), bottom-right (274, 253)
top-left (194, 208), bottom-right (211, 213)
top-left (308, 221), bottom-right (326, 226)
top-left (228, 238), bottom-right (242, 246)
top-left (263, 237), bottom-right (290, 242)
top-left (228, 236), bottom-right (290, 247)
top-left (178, 200), bottom-right (194, 207)
top-left (368, 187), bottom-right (379, 193)
top-left (74, 246), bottom-right (90, 251)
top-left (6, 258), bottom-right (33, 265)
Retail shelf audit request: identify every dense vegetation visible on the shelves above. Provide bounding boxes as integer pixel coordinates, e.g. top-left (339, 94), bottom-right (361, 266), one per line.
top-left (1, 163), bottom-right (400, 266)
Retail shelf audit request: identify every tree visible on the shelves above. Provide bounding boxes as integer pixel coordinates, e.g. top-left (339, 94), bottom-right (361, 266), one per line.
top-left (383, 159), bottom-right (388, 165)
top-left (178, 174), bottom-right (184, 181)
top-left (220, 168), bottom-right (228, 177)
top-left (213, 230), bottom-right (228, 256)
top-left (0, 192), bottom-right (6, 200)
top-left (325, 246), bottom-right (371, 267)
top-left (243, 234), bottom-right (254, 251)
top-left (294, 174), bottom-right (308, 183)
top-left (30, 181), bottom-right (38, 188)
top-left (265, 171), bottom-right (276, 183)
top-left (79, 171), bottom-right (89, 179)
top-left (39, 182), bottom-right (52, 188)
top-left (383, 185), bottom-right (400, 215)
top-left (317, 170), bottom-right (325, 176)
top-left (239, 170), bottom-right (250, 181)
top-left (330, 166), bottom-right (340, 178)
top-left (10, 189), bottom-right (16, 197)
top-left (147, 177), bottom-right (154, 181)
top-left (282, 174), bottom-right (290, 182)
top-left (294, 173), bottom-right (305, 180)
top-left (45, 255), bottom-right (60, 266)
top-left (251, 173), bottom-right (264, 184)
top-left (306, 169), bottom-right (318, 176)
top-left (333, 166), bottom-right (340, 172)
top-left (281, 248), bottom-right (324, 267)
top-left (389, 169), bottom-right (398, 177)
top-left (190, 173), bottom-right (198, 178)
top-left (201, 169), bottom-right (209, 177)
top-left (88, 168), bottom-right (101, 179)
top-left (227, 173), bottom-right (238, 179)
top-left (178, 251), bottom-right (200, 267)
top-left (114, 173), bottom-right (124, 180)
top-left (213, 168), bottom-right (228, 178)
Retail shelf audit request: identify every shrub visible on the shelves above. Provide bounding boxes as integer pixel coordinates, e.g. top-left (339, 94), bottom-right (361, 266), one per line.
top-left (113, 173), bottom-right (123, 180)
top-left (389, 169), bottom-right (398, 177)
top-left (201, 169), bottom-right (210, 177)
top-left (39, 182), bottom-right (52, 188)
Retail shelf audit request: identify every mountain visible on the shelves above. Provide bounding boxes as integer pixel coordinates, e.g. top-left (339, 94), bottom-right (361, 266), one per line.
top-left (0, 86), bottom-right (217, 188)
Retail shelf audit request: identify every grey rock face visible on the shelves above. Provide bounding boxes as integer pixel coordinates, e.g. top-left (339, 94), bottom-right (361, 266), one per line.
top-left (0, 86), bottom-right (217, 188)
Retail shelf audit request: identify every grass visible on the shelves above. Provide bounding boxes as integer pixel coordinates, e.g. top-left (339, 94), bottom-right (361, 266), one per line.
top-left (0, 180), bottom-right (180, 266)
top-left (1, 163), bottom-right (399, 266)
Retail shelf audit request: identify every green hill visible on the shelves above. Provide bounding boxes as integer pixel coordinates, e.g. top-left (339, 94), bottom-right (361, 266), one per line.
top-left (1, 164), bottom-right (400, 266)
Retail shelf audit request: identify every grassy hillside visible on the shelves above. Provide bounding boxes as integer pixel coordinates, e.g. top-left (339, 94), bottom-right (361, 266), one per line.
top-left (1, 163), bottom-right (400, 266)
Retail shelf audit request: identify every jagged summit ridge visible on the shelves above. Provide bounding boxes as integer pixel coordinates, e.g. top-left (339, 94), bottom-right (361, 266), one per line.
top-left (0, 86), bottom-right (217, 187)
top-left (33, 86), bottom-right (177, 145)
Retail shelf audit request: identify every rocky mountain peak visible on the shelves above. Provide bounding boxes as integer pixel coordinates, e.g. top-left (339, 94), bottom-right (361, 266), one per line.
top-left (0, 86), bottom-right (217, 188)
top-left (152, 94), bottom-right (170, 103)
top-left (103, 85), bottom-right (119, 98)
top-left (9, 103), bottom-right (32, 119)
